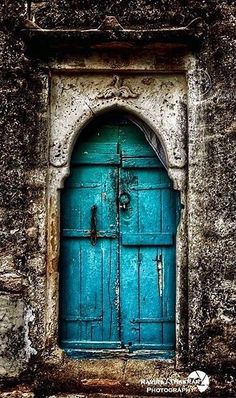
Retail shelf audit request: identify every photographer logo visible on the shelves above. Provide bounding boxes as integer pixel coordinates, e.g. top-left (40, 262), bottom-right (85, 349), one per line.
top-left (188, 370), bottom-right (209, 392)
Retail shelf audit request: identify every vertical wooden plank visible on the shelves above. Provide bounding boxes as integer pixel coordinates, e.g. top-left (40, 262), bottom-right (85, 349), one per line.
top-left (120, 247), bottom-right (140, 345)
top-left (139, 247), bottom-right (163, 344)
top-left (120, 167), bottom-right (139, 345)
top-left (101, 239), bottom-right (119, 342)
top-left (60, 238), bottom-right (80, 341)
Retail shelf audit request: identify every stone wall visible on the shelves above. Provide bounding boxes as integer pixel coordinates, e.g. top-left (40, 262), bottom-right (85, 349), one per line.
top-left (0, 1), bottom-right (235, 397)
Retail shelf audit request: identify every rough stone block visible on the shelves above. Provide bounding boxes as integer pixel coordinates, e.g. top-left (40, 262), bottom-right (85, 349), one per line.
top-left (0, 294), bottom-right (25, 377)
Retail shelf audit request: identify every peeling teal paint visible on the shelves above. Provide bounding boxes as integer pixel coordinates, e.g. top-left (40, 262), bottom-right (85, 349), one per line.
top-left (59, 118), bottom-right (178, 357)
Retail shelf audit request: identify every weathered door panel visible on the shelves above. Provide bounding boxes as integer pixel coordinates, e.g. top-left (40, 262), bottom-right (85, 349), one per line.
top-left (60, 149), bottom-right (120, 348)
top-left (119, 156), bottom-right (176, 350)
top-left (60, 120), bottom-right (178, 353)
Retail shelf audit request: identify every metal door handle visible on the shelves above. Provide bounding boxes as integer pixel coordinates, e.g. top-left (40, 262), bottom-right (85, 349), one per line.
top-left (90, 205), bottom-right (97, 245)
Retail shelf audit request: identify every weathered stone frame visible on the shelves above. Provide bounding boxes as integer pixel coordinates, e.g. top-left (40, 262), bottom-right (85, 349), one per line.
top-left (44, 52), bottom-right (193, 377)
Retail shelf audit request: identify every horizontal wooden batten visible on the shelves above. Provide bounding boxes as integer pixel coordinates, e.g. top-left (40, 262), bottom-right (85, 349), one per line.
top-left (62, 229), bottom-right (117, 238)
top-left (131, 317), bottom-right (175, 323)
top-left (64, 182), bottom-right (102, 188)
top-left (73, 142), bottom-right (118, 154)
top-left (122, 157), bottom-right (163, 168)
top-left (72, 153), bottom-right (120, 165)
top-left (71, 143), bottom-right (120, 165)
top-left (131, 183), bottom-right (172, 190)
top-left (64, 349), bottom-right (175, 360)
top-left (61, 341), bottom-right (174, 351)
top-left (61, 341), bottom-right (122, 349)
top-left (62, 316), bottom-right (103, 322)
top-left (121, 143), bottom-right (156, 157)
top-left (130, 343), bottom-right (175, 350)
top-left (121, 233), bottom-right (173, 246)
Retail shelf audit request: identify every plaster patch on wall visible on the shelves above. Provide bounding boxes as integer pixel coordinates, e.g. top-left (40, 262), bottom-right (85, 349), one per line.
top-left (0, 294), bottom-right (25, 377)
top-left (24, 306), bottom-right (37, 361)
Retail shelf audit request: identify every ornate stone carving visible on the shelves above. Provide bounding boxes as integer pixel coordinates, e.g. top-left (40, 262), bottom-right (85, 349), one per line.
top-left (97, 15), bottom-right (124, 31)
top-left (97, 75), bottom-right (139, 99)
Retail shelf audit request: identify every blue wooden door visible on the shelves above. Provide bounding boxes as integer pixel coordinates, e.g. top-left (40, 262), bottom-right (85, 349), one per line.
top-left (60, 119), bottom-right (178, 354)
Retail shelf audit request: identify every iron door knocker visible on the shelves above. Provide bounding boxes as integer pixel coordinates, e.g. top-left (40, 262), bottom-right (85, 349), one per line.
top-left (119, 192), bottom-right (130, 210)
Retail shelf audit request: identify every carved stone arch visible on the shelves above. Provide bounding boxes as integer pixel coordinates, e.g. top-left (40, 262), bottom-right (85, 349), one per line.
top-left (50, 102), bottom-right (187, 191)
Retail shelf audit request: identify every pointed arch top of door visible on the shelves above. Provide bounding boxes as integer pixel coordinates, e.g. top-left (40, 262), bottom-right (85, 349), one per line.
top-left (55, 106), bottom-right (170, 166)
top-left (50, 105), bottom-right (187, 191)
top-left (73, 110), bottom-right (168, 168)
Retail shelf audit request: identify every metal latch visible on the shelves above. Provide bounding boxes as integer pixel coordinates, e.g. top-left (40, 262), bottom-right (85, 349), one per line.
top-left (90, 205), bottom-right (97, 245)
top-left (153, 254), bottom-right (163, 297)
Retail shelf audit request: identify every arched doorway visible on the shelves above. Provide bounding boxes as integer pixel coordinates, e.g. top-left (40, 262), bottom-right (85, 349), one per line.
top-left (59, 113), bottom-right (179, 357)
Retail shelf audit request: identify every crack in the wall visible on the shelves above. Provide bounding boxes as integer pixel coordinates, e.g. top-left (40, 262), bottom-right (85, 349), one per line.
top-left (84, 98), bottom-right (96, 116)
